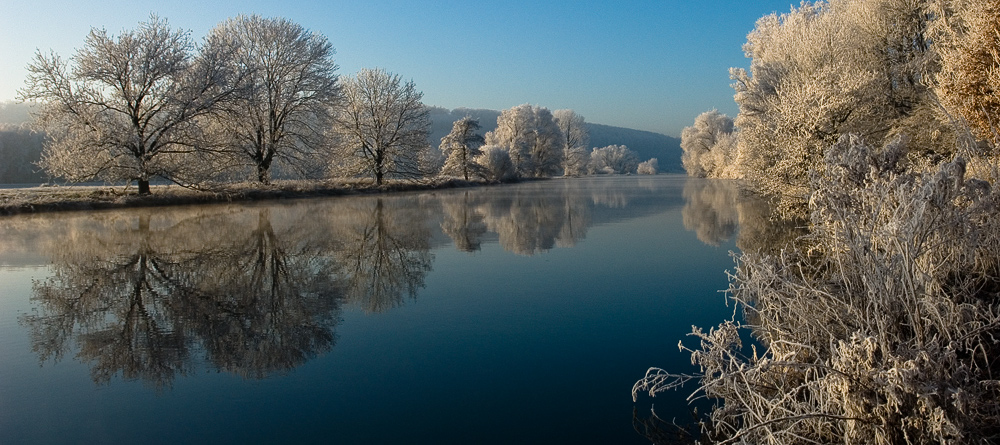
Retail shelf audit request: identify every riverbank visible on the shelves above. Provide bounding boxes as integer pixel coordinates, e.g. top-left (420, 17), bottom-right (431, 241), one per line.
top-left (0, 178), bottom-right (502, 215)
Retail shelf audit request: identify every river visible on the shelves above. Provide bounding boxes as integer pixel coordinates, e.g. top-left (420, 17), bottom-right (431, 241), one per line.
top-left (0, 175), bottom-right (764, 444)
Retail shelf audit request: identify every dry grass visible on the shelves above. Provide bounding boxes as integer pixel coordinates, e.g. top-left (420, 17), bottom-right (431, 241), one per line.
top-left (0, 177), bottom-right (499, 216)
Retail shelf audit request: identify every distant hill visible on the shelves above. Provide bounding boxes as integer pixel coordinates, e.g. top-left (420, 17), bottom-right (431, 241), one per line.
top-left (0, 102), bottom-right (35, 125)
top-left (427, 106), bottom-right (682, 172)
top-left (0, 103), bottom-right (45, 184)
top-left (585, 123), bottom-right (682, 172)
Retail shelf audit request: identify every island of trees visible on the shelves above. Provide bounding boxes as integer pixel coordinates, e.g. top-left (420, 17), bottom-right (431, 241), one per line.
top-left (13, 15), bottom-right (660, 200)
top-left (640, 0), bottom-right (1000, 443)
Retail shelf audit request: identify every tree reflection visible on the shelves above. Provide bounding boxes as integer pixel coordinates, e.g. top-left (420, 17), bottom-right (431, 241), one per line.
top-left (28, 214), bottom-right (195, 388)
top-left (331, 198), bottom-right (433, 313)
top-left (440, 191), bottom-right (487, 252)
top-left (171, 209), bottom-right (341, 379)
top-left (681, 179), bottom-right (740, 246)
top-left (23, 207), bottom-right (344, 387)
top-left (442, 181), bottom-right (593, 256)
top-left (17, 177), bottom-right (692, 390)
top-left (681, 177), bottom-right (806, 252)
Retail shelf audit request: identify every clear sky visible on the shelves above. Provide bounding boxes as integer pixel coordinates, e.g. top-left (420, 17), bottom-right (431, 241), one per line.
top-left (0, 0), bottom-right (795, 137)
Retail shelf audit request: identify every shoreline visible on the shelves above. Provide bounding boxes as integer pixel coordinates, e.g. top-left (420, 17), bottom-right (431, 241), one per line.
top-left (0, 178), bottom-right (509, 216)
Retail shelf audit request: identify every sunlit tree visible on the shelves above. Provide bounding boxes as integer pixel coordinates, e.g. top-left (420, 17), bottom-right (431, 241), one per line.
top-left (439, 116), bottom-right (485, 180)
top-left (589, 145), bottom-right (638, 174)
top-left (553, 109), bottom-right (589, 176)
top-left (331, 68), bottom-right (431, 185)
top-left (730, 0), bottom-right (947, 197)
top-left (204, 15), bottom-right (341, 183)
top-left (637, 158), bottom-right (658, 175)
top-left (936, 0), bottom-right (1000, 148)
top-left (475, 145), bottom-right (515, 182)
top-left (20, 15), bottom-right (236, 194)
top-left (485, 104), bottom-right (563, 178)
top-left (680, 110), bottom-right (734, 178)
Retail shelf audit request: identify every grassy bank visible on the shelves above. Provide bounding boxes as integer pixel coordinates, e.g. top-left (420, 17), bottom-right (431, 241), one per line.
top-left (0, 178), bottom-right (502, 216)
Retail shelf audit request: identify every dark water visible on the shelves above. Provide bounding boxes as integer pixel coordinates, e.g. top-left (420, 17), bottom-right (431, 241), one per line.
top-left (0, 175), bottom-right (755, 444)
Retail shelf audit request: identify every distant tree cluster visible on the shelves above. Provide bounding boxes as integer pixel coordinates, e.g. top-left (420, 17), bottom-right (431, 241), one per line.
top-left (434, 105), bottom-right (656, 182)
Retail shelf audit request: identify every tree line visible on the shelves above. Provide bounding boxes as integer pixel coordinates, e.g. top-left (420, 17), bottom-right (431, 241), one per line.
top-left (18, 15), bottom-right (658, 194)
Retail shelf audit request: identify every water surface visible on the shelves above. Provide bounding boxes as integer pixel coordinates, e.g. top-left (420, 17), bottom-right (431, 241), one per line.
top-left (0, 175), bottom-right (757, 444)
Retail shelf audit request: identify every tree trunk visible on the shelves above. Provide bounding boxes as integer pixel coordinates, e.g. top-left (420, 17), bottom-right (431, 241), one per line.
top-left (257, 164), bottom-right (271, 184)
top-left (138, 179), bottom-right (151, 195)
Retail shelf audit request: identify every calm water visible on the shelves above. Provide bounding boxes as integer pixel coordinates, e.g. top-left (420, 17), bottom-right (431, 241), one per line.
top-left (0, 175), bottom-right (757, 444)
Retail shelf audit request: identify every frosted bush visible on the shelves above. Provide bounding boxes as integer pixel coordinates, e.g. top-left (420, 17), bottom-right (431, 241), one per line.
top-left (637, 158), bottom-right (658, 175)
top-left (637, 135), bottom-right (1000, 444)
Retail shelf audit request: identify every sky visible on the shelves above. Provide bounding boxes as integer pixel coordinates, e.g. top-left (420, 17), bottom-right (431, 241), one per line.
top-left (0, 0), bottom-right (797, 137)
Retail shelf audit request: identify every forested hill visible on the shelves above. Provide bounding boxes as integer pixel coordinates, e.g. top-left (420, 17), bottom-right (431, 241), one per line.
top-left (0, 102), bottom-right (45, 184)
top-left (427, 107), bottom-right (683, 172)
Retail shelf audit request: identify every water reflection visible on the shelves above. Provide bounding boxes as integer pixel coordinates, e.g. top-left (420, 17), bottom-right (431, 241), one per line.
top-left (332, 198), bottom-right (433, 313)
top-left (10, 178), bottom-right (687, 388)
top-left (23, 208), bottom-right (343, 388)
top-left (436, 181), bottom-right (593, 255)
top-left (682, 179), bottom-right (740, 246)
top-left (681, 178), bottom-right (806, 252)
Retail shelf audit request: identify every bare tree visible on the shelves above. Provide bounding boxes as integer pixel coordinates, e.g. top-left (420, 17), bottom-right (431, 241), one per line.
top-left (439, 116), bottom-right (485, 180)
top-left (19, 15), bottom-right (236, 194)
top-left (330, 68), bottom-right (431, 185)
top-left (205, 15), bottom-right (341, 184)
top-left (553, 109), bottom-right (589, 176)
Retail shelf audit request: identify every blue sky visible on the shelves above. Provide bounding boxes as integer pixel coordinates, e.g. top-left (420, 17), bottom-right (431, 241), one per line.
top-left (0, 0), bottom-right (795, 136)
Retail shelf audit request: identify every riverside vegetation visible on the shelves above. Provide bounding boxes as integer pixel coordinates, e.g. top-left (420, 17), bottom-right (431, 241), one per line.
top-left (641, 0), bottom-right (1000, 443)
top-left (11, 15), bottom-right (660, 211)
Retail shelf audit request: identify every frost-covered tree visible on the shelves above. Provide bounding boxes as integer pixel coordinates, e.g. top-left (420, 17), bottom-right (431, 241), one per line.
top-left (680, 110), bottom-right (734, 178)
top-left (484, 104), bottom-right (563, 178)
top-left (330, 68), bottom-right (430, 185)
top-left (731, 0), bottom-right (946, 197)
top-left (637, 158), bottom-right (658, 175)
top-left (528, 107), bottom-right (564, 177)
top-left (20, 15), bottom-right (236, 194)
top-left (589, 145), bottom-right (639, 174)
top-left (475, 145), bottom-right (515, 182)
top-left (485, 104), bottom-right (531, 175)
top-left (439, 116), bottom-right (485, 180)
top-left (936, 0), bottom-right (1000, 147)
top-left (553, 109), bottom-right (589, 176)
top-left (204, 15), bottom-right (340, 183)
